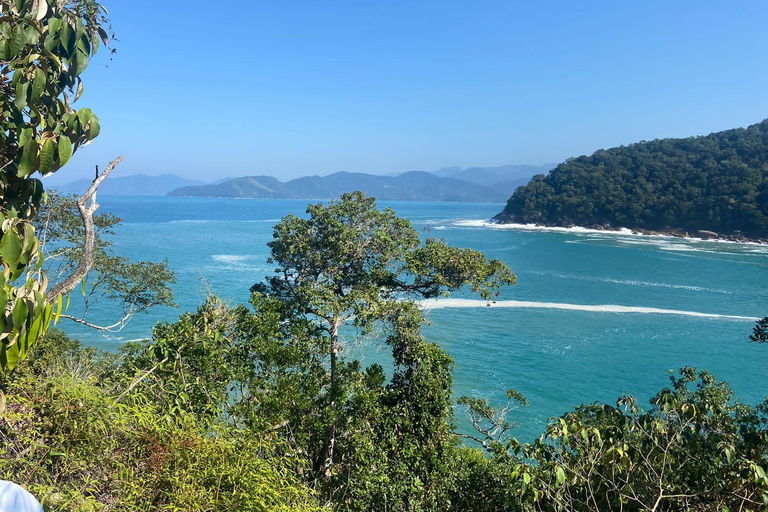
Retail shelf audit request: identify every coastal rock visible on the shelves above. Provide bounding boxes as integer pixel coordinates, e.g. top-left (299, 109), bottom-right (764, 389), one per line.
top-left (697, 230), bottom-right (719, 239)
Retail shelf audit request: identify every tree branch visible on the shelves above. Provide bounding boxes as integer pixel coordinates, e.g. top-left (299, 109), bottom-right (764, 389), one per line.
top-left (57, 312), bottom-right (132, 332)
top-left (46, 155), bottom-right (123, 300)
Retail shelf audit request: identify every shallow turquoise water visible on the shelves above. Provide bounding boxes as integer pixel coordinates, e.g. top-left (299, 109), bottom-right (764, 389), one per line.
top-left (59, 196), bottom-right (768, 441)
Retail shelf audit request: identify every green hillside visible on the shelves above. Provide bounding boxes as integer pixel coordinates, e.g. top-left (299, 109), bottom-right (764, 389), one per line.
top-left (495, 120), bottom-right (768, 240)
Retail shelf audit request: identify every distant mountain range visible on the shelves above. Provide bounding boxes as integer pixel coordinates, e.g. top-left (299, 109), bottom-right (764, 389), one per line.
top-left (430, 163), bottom-right (555, 186)
top-left (167, 164), bottom-right (556, 202)
top-left (51, 174), bottom-right (205, 196)
top-left (169, 171), bottom-right (512, 202)
top-left (49, 163), bottom-right (556, 202)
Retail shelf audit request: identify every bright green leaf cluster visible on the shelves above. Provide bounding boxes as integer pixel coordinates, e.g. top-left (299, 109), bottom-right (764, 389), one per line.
top-left (0, 211), bottom-right (51, 370)
top-left (0, 0), bottom-right (110, 371)
top-left (1, 0), bottom-right (107, 214)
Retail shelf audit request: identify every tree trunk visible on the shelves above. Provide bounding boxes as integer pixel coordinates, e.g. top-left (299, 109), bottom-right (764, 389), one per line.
top-left (46, 156), bottom-right (123, 301)
top-left (323, 320), bottom-right (340, 483)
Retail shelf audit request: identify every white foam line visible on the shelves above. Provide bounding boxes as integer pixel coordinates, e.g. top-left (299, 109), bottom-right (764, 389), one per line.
top-left (456, 220), bottom-right (767, 247)
top-left (454, 219), bottom-right (635, 236)
top-left (529, 271), bottom-right (732, 294)
top-left (419, 298), bottom-right (757, 321)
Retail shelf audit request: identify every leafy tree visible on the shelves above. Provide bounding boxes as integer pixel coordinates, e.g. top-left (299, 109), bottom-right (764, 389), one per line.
top-left (0, 0), bottom-right (117, 371)
top-left (129, 192), bottom-right (516, 508)
top-left (520, 367), bottom-right (768, 512)
top-left (35, 191), bottom-right (175, 331)
top-left (457, 388), bottom-right (528, 454)
top-left (0, 329), bottom-right (323, 512)
top-left (750, 317), bottom-right (768, 343)
top-left (246, 191), bottom-right (516, 505)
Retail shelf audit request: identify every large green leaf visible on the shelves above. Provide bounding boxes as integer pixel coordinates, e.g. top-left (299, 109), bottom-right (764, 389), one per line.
top-left (0, 40), bottom-right (10, 61)
top-left (10, 25), bottom-right (26, 57)
top-left (25, 26), bottom-right (39, 46)
top-left (20, 222), bottom-right (35, 261)
top-left (18, 127), bottom-right (33, 148)
top-left (14, 80), bottom-right (28, 109)
top-left (31, 68), bottom-right (46, 101)
top-left (39, 139), bottom-right (55, 174)
top-left (77, 107), bottom-right (92, 126)
top-left (11, 299), bottom-right (27, 330)
top-left (89, 114), bottom-right (100, 139)
top-left (0, 231), bottom-right (22, 266)
top-left (47, 18), bottom-right (62, 37)
top-left (60, 22), bottom-right (73, 52)
top-left (57, 135), bottom-right (72, 167)
top-left (3, 340), bottom-right (20, 371)
top-left (25, 314), bottom-right (43, 358)
top-left (17, 139), bottom-right (38, 177)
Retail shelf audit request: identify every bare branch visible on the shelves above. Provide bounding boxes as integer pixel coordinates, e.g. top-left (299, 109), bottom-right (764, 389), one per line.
top-left (46, 155), bottom-right (123, 300)
top-left (57, 312), bottom-right (132, 332)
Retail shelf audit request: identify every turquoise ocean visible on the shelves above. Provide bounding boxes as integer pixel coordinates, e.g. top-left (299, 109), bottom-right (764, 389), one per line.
top-left (60, 196), bottom-right (768, 441)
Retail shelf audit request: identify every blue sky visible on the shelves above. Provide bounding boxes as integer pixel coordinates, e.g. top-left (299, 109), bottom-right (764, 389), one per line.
top-left (48, 0), bottom-right (768, 183)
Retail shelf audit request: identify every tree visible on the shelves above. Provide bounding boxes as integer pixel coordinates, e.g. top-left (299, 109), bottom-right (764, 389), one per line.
top-left (750, 317), bottom-right (768, 343)
top-left (0, 0), bottom-right (118, 371)
top-left (457, 388), bottom-right (529, 454)
top-left (35, 191), bottom-right (176, 331)
top-left (247, 191), bottom-right (516, 504)
top-left (520, 368), bottom-right (768, 511)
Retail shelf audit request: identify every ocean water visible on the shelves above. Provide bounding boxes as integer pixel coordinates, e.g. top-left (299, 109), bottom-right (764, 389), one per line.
top-left (59, 196), bottom-right (768, 441)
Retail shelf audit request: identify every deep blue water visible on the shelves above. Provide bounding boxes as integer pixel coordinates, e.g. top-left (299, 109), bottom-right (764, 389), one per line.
top-left (58, 196), bottom-right (768, 441)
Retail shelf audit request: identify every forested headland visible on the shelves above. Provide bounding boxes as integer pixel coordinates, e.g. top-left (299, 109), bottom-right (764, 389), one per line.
top-left (495, 120), bottom-right (768, 241)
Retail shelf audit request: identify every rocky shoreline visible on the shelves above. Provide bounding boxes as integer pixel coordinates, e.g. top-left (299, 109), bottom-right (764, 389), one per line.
top-left (491, 213), bottom-right (767, 244)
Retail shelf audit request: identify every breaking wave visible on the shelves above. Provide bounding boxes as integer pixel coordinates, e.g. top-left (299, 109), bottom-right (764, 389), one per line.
top-left (419, 298), bottom-right (756, 321)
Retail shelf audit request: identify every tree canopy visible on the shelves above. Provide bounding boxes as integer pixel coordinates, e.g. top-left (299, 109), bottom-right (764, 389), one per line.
top-left (496, 119), bottom-right (768, 239)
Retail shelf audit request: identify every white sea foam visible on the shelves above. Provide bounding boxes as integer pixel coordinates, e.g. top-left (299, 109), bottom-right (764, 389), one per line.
top-left (212, 254), bottom-right (251, 264)
top-left (529, 271), bottom-right (732, 294)
top-left (419, 298), bottom-right (756, 321)
top-left (454, 219), bottom-right (634, 236)
top-left (211, 254), bottom-right (263, 271)
top-left (455, 219), bottom-right (768, 247)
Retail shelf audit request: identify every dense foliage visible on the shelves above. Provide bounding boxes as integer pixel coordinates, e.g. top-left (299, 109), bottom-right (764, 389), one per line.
top-left (4, 318), bottom-right (768, 511)
top-left (0, 0), bottom-right (110, 371)
top-left (35, 191), bottom-right (176, 331)
top-left (1, 193), bottom-right (767, 511)
top-left (496, 119), bottom-right (768, 239)
top-left (0, 329), bottom-right (322, 511)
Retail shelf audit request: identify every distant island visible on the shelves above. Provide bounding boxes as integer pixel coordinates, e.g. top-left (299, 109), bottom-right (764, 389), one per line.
top-left (52, 173), bottom-right (205, 196)
top-left (494, 120), bottom-right (768, 242)
top-left (167, 164), bottom-right (555, 202)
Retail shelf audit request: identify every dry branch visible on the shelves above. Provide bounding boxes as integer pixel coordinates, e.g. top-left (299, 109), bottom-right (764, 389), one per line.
top-left (46, 155), bottom-right (123, 301)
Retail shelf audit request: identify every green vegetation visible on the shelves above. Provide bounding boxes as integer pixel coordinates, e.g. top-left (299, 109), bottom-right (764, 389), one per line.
top-left (0, 329), bottom-right (322, 511)
top-left (34, 191), bottom-right (176, 331)
top-left (751, 317), bottom-right (768, 343)
top-left (495, 119), bottom-right (768, 240)
top-left (2, 193), bottom-right (766, 511)
top-left (0, 0), bottom-right (112, 370)
top-left (3, 3), bottom-right (767, 511)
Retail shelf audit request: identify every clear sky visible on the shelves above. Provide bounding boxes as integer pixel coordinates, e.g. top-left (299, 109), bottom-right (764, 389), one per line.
top-left (47, 0), bottom-right (768, 184)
